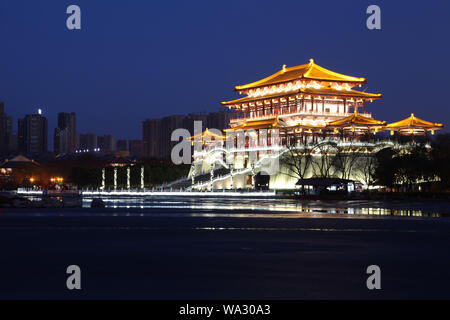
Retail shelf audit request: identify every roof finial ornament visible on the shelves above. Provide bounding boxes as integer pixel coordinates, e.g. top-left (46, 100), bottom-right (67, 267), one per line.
top-left (282, 64), bottom-right (286, 72)
top-left (309, 58), bottom-right (314, 65)
top-left (411, 113), bottom-right (414, 118)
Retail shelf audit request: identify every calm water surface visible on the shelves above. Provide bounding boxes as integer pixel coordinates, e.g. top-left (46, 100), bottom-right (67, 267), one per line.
top-left (1, 196), bottom-right (450, 299)
top-left (80, 196), bottom-right (450, 218)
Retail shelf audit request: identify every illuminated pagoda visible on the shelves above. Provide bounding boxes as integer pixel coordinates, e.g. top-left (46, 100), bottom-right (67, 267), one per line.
top-left (222, 59), bottom-right (382, 140)
top-left (182, 59), bottom-right (444, 190)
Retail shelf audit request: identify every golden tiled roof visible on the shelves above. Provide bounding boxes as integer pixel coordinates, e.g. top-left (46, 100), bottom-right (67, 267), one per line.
top-left (326, 111), bottom-right (386, 127)
top-left (188, 128), bottom-right (226, 140)
top-left (386, 114), bottom-right (444, 129)
top-left (235, 59), bottom-right (366, 91)
top-left (224, 117), bottom-right (287, 131)
top-left (222, 87), bottom-right (381, 106)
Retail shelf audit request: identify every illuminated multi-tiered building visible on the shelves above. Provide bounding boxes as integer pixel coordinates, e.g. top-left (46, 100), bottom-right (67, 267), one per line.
top-left (187, 59), bottom-right (443, 190)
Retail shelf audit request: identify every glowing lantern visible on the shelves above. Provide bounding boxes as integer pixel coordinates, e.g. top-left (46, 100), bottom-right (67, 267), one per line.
top-left (390, 130), bottom-right (394, 136)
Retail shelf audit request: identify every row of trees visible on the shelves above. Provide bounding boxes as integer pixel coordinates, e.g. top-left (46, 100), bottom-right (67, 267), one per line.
top-left (375, 134), bottom-right (450, 190)
top-left (69, 164), bottom-right (190, 189)
top-left (281, 133), bottom-right (450, 191)
top-left (0, 153), bottom-right (190, 189)
top-left (281, 140), bottom-right (378, 186)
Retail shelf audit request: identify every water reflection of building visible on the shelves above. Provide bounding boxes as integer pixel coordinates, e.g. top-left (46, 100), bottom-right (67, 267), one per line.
top-left (187, 59), bottom-right (444, 190)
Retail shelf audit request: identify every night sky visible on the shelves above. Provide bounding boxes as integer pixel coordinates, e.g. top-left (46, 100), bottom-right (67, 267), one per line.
top-left (1, 0), bottom-right (449, 145)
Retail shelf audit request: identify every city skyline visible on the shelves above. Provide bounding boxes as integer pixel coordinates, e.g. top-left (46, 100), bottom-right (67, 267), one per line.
top-left (0, 103), bottom-right (233, 156)
top-left (1, 1), bottom-right (449, 143)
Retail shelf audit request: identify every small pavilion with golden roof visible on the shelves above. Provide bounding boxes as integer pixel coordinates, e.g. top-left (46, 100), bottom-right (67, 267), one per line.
top-left (326, 111), bottom-right (387, 135)
top-left (188, 128), bottom-right (226, 147)
top-left (386, 113), bottom-right (444, 137)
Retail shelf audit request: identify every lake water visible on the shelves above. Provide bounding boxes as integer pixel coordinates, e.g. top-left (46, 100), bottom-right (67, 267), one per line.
top-left (1, 197), bottom-right (449, 299)
top-left (81, 196), bottom-right (450, 218)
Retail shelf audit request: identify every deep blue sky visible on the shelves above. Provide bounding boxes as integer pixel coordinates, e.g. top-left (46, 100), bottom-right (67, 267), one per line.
top-left (1, 0), bottom-right (449, 144)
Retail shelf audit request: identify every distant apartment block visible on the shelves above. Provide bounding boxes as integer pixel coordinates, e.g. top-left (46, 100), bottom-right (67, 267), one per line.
top-left (116, 140), bottom-right (128, 152)
top-left (54, 112), bottom-right (77, 154)
top-left (98, 135), bottom-right (115, 153)
top-left (0, 102), bottom-right (16, 155)
top-left (129, 140), bottom-right (144, 158)
top-left (143, 110), bottom-right (234, 159)
top-left (78, 133), bottom-right (98, 152)
top-left (18, 112), bottom-right (48, 154)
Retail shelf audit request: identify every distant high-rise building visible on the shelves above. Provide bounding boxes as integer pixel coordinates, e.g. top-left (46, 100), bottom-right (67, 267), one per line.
top-left (54, 112), bottom-right (77, 154)
top-left (78, 133), bottom-right (98, 152)
top-left (142, 110), bottom-right (233, 159)
top-left (54, 127), bottom-right (70, 154)
top-left (206, 110), bottom-right (235, 131)
top-left (98, 135), bottom-right (115, 153)
top-left (129, 140), bottom-right (144, 158)
top-left (116, 140), bottom-right (127, 151)
top-left (143, 118), bottom-right (161, 158)
top-left (0, 102), bottom-right (15, 154)
top-left (18, 112), bottom-right (48, 154)
top-left (6, 116), bottom-right (17, 153)
top-left (143, 114), bottom-right (185, 158)
top-left (0, 102), bottom-right (7, 154)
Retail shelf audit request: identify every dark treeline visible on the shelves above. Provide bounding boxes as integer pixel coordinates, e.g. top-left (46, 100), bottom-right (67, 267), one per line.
top-left (1, 153), bottom-right (190, 189)
top-left (373, 133), bottom-right (450, 191)
top-left (68, 157), bottom-right (190, 189)
top-left (69, 163), bottom-right (190, 189)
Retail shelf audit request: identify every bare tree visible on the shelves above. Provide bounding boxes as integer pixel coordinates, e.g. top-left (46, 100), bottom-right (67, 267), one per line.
top-left (359, 152), bottom-right (378, 187)
top-left (311, 141), bottom-right (337, 178)
top-left (334, 142), bottom-right (363, 180)
top-left (280, 142), bottom-right (313, 181)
